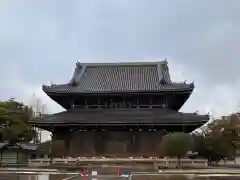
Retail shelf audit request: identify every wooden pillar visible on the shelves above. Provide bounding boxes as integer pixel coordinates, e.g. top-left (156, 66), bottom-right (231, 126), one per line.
top-left (50, 134), bottom-right (53, 164)
top-left (17, 150), bottom-right (19, 165)
top-left (93, 135), bottom-right (96, 157)
top-left (134, 131), bottom-right (141, 155)
top-left (94, 131), bottom-right (105, 156)
top-left (131, 131), bottom-right (136, 153)
top-left (0, 151), bottom-right (2, 166)
top-left (128, 131), bottom-right (136, 155)
top-left (182, 125), bottom-right (185, 132)
top-left (63, 130), bottom-right (72, 156)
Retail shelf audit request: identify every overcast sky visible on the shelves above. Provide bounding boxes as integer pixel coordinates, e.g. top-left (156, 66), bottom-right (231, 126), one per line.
top-left (0, 1), bottom-right (240, 141)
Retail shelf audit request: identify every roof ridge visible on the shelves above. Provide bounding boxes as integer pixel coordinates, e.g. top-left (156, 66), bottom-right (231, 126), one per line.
top-left (76, 60), bottom-right (168, 67)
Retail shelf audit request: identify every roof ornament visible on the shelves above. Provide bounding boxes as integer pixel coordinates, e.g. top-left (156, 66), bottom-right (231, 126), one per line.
top-left (71, 61), bottom-right (85, 86)
top-left (162, 58), bottom-right (168, 66)
top-left (47, 81), bottom-right (53, 86)
top-left (76, 60), bottom-right (81, 68)
top-left (41, 82), bottom-right (45, 88)
top-left (162, 59), bottom-right (169, 70)
top-left (184, 80), bottom-right (186, 84)
top-left (190, 81), bottom-right (195, 88)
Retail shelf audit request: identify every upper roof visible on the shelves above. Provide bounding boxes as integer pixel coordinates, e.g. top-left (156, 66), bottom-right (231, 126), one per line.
top-left (42, 60), bottom-right (194, 94)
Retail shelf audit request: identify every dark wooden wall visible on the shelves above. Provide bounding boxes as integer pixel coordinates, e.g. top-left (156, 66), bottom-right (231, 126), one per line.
top-left (54, 130), bottom-right (165, 157)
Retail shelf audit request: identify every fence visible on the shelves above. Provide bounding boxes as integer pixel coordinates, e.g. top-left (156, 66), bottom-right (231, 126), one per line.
top-left (29, 157), bottom-right (208, 166)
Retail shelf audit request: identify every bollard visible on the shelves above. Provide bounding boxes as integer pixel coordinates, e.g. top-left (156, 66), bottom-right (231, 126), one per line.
top-left (116, 168), bottom-right (120, 176)
top-left (83, 168), bottom-right (86, 177)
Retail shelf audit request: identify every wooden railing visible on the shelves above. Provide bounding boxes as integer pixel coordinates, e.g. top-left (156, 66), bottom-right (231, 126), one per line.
top-left (29, 157), bottom-right (207, 165)
top-left (72, 104), bottom-right (165, 109)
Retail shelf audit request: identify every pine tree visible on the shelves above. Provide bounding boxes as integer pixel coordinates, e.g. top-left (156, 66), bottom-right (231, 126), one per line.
top-left (0, 99), bottom-right (37, 143)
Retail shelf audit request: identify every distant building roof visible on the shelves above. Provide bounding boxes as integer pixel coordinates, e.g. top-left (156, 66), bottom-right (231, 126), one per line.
top-left (42, 61), bottom-right (194, 94)
top-left (0, 142), bottom-right (38, 151)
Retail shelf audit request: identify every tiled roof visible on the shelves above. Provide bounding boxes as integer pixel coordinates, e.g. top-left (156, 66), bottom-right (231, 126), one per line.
top-left (42, 61), bottom-right (194, 94)
top-left (0, 142), bottom-right (38, 151)
top-left (30, 108), bottom-right (209, 125)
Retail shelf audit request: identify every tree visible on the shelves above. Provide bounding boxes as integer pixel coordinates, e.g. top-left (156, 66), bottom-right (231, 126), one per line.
top-left (0, 99), bottom-right (37, 143)
top-left (193, 133), bottom-right (230, 165)
top-left (210, 114), bottom-right (240, 151)
top-left (192, 134), bottom-right (207, 157)
top-left (160, 132), bottom-right (194, 167)
top-left (192, 113), bottom-right (240, 165)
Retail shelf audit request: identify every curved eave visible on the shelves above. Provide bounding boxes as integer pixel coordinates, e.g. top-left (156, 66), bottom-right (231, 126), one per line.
top-left (177, 88), bottom-right (193, 110)
top-left (42, 84), bottom-right (195, 95)
top-left (30, 119), bottom-right (208, 125)
top-left (30, 120), bottom-right (208, 133)
top-left (29, 110), bottom-right (208, 132)
top-left (29, 109), bottom-right (209, 126)
top-left (30, 120), bottom-right (208, 128)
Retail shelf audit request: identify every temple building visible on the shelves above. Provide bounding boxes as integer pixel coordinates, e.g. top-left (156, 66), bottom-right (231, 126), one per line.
top-left (30, 60), bottom-right (209, 157)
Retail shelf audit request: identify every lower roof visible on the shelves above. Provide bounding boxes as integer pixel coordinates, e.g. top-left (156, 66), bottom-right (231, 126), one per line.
top-left (30, 108), bottom-right (209, 126)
